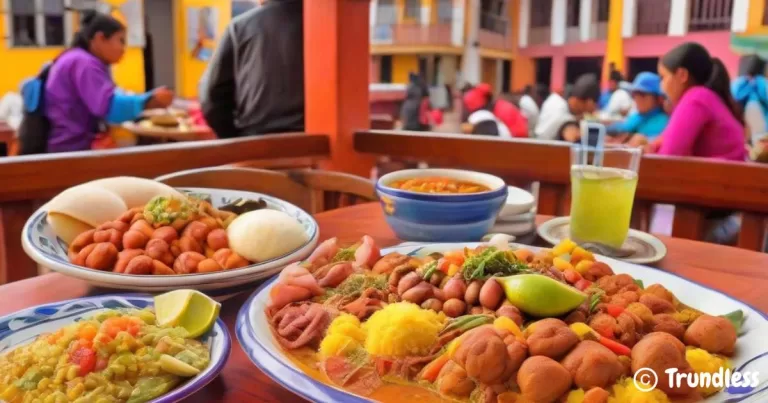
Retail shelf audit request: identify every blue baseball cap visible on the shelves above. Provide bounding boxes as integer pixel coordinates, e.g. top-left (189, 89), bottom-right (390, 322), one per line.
top-left (630, 72), bottom-right (663, 96)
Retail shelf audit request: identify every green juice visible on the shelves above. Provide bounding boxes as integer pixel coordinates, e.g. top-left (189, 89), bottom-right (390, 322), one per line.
top-left (570, 165), bottom-right (638, 249)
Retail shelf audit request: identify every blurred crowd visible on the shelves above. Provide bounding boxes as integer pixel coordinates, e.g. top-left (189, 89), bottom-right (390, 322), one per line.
top-left (403, 41), bottom-right (768, 164)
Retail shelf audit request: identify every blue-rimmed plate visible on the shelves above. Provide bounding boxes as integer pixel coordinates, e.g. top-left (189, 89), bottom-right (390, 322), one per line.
top-left (22, 188), bottom-right (318, 294)
top-left (0, 294), bottom-right (231, 403)
top-left (236, 243), bottom-right (768, 403)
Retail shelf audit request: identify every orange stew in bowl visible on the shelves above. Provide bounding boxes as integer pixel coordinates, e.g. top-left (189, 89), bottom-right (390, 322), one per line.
top-left (388, 177), bottom-right (491, 194)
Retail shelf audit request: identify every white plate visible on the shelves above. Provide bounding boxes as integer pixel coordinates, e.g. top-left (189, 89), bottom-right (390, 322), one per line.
top-left (537, 216), bottom-right (668, 265)
top-left (237, 242), bottom-right (768, 403)
top-left (22, 188), bottom-right (319, 294)
top-left (0, 294), bottom-right (231, 403)
top-left (498, 186), bottom-right (535, 218)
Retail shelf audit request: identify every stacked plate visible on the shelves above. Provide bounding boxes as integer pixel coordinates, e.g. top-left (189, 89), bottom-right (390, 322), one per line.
top-left (489, 186), bottom-right (537, 238)
top-left (21, 188), bottom-right (319, 297)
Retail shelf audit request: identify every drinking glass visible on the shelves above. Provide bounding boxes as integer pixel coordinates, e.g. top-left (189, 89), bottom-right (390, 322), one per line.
top-left (570, 144), bottom-right (641, 249)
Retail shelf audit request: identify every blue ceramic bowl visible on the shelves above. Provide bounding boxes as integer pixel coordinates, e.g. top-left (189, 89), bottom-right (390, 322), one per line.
top-left (376, 169), bottom-right (507, 242)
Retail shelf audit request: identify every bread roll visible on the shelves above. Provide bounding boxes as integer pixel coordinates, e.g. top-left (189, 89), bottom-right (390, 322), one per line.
top-left (227, 210), bottom-right (309, 262)
top-left (46, 185), bottom-right (128, 243)
top-left (47, 213), bottom-right (94, 244)
top-left (86, 177), bottom-right (186, 208)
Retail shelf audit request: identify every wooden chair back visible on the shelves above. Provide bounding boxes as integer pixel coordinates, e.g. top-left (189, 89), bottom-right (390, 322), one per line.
top-left (354, 130), bottom-right (768, 251)
top-left (156, 167), bottom-right (376, 214)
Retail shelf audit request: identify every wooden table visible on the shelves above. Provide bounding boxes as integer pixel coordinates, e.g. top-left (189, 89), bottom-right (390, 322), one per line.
top-left (1, 203), bottom-right (768, 402)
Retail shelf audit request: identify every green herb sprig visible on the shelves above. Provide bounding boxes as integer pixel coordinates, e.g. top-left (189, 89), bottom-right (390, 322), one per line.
top-left (462, 247), bottom-right (529, 281)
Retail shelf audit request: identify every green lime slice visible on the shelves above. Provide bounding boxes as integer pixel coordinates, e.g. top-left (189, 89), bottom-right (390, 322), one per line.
top-left (154, 290), bottom-right (220, 337)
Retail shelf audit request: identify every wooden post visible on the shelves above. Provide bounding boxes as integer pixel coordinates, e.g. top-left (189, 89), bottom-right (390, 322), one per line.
top-left (304, 0), bottom-right (375, 177)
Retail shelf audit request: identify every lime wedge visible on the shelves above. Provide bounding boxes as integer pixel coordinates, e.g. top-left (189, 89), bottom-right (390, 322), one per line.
top-left (159, 354), bottom-right (201, 377)
top-left (496, 274), bottom-right (587, 317)
top-left (154, 290), bottom-right (221, 337)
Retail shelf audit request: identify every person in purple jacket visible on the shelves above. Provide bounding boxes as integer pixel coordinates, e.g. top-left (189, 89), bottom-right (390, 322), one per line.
top-left (44, 11), bottom-right (174, 153)
top-left (648, 42), bottom-right (747, 161)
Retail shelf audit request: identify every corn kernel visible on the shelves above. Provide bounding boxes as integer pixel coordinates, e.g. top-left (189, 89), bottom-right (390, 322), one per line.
top-left (37, 377), bottom-right (51, 391)
top-left (66, 383), bottom-right (85, 400)
top-left (65, 366), bottom-right (79, 381)
top-left (553, 257), bottom-right (574, 272)
top-left (1, 384), bottom-right (21, 401)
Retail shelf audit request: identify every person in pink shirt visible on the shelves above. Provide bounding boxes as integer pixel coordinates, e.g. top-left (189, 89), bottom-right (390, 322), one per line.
top-left (649, 42), bottom-right (747, 161)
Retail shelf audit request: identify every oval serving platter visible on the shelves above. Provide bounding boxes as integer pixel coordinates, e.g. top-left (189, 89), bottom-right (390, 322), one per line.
top-left (0, 294), bottom-right (231, 403)
top-left (236, 243), bottom-right (768, 403)
top-left (22, 188), bottom-right (319, 293)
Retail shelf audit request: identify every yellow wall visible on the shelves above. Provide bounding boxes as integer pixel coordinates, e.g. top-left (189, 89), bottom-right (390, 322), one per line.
top-left (0, 0), bottom-right (145, 95)
top-left (746, 0), bottom-right (768, 34)
top-left (174, 0), bottom-right (231, 99)
top-left (392, 55), bottom-right (419, 83)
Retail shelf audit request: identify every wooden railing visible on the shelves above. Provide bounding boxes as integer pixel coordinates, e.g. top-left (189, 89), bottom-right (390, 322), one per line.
top-left (354, 131), bottom-right (768, 251)
top-left (689, 0), bottom-right (733, 32)
top-left (636, 0), bottom-right (671, 35)
top-left (0, 134), bottom-right (331, 284)
top-left (371, 23), bottom-right (454, 47)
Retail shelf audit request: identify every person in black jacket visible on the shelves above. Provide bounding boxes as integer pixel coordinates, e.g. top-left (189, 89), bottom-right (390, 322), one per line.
top-left (200, 0), bottom-right (303, 138)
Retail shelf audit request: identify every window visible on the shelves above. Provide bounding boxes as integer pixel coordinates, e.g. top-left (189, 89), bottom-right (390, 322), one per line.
top-left (480, 0), bottom-right (507, 34)
top-left (689, 0), bottom-right (733, 31)
top-left (404, 0), bottom-right (420, 20)
top-left (380, 55), bottom-right (393, 83)
top-left (764, 0), bottom-right (768, 26)
top-left (567, 0), bottom-right (581, 27)
top-left (8, 0), bottom-right (69, 47)
top-left (437, 0), bottom-right (453, 23)
top-left (377, 0), bottom-right (397, 25)
top-left (636, 0), bottom-right (670, 35)
top-left (531, 0), bottom-right (553, 28)
top-left (597, 0), bottom-right (610, 22)
top-left (232, 1), bottom-right (256, 18)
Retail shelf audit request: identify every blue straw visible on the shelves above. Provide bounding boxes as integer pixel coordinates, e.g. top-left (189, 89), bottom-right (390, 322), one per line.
top-left (580, 121), bottom-right (607, 166)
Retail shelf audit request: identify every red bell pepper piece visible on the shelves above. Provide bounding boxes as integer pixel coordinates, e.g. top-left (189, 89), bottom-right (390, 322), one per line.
top-left (598, 336), bottom-right (631, 356)
top-left (604, 303), bottom-right (625, 318)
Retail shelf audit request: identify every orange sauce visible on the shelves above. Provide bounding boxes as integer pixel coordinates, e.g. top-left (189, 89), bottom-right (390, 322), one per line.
top-left (284, 349), bottom-right (457, 403)
top-left (388, 177), bottom-right (491, 194)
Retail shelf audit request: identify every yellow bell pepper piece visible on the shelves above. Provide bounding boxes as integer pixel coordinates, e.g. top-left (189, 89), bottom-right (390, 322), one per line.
top-left (571, 246), bottom-right (595, 262)
top-left (553, 257), bottom-right (574, 272)
top-left (447, 264), bottom-right (461, 276)
top-left (552, 239), bottom-right (578, 256)
top-left (494, 316), bottom-right (525, 341)
top-left (569, 322), bottom-right (595, 340)
top-left (574, 260), bottom-right (594, 275)
top-left (446, 335), bottom-right (464, 358)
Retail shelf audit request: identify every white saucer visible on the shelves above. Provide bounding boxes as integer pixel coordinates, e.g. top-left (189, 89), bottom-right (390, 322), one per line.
top-left (537, 216), bottom-right (668, 265)
top-left (498, 186), bottom-right (535, 218)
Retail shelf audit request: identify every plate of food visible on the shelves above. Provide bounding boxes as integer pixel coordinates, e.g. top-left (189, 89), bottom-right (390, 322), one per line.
top-left (22, 177), bottom-right (318, 293)
top-left (123, 113), bottom-right (210, 140)
top-left (0, 291), bottom-right (229, 403)
top-left (236, 236), bottom-right (768, 403)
